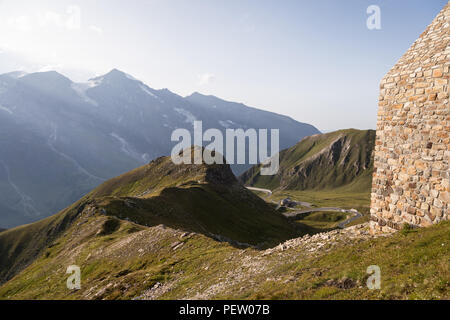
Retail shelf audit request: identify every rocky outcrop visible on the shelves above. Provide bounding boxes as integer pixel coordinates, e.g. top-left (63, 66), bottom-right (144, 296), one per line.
top-left (262, 223), bottom-right (374, 256)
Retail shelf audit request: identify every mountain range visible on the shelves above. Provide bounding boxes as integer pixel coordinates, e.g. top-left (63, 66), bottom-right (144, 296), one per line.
top-left (0, 69), bottom-right (319, 228)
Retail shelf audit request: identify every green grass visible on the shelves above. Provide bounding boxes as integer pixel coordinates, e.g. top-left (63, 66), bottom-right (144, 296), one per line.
top-left (1, 216), bottom-right (447, 300)
top-left (241, 130), bottom-right (374, 235)
top-left (0, 199), bottom-right (85, 284)
top-left (218, 221), bottom-right (450, 300)
top-left (295, 211), bottom-right (348, 231)
top-left (270, 190), bottom-right (371, 211)
top-left (93, 182), bottom-right (300, 247)
top-left (250, 190), bottom-right (270, 198)
top-left (0, 214), bottom-right (238, 300)
top-left (84, 151), bottom-right (301, 247)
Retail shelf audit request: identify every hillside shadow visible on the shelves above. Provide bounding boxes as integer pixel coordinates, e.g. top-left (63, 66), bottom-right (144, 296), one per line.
top-left (94, 184), bottom-right (303, 250)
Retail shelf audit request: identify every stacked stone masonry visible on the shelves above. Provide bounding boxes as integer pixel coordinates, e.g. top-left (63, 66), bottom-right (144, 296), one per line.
top-left (370, 3), bottom-right (450, 234)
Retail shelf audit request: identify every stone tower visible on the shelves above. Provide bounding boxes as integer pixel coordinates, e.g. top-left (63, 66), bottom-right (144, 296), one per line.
top-left (370, 3), bottom-right (449, 233)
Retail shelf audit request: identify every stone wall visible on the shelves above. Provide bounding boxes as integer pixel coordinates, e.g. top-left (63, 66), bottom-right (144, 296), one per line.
top-left (370, 3), bottom-right (449, 234)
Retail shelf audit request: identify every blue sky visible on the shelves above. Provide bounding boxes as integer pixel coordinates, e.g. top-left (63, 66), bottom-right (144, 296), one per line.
top-left (0, 0), bottom-right (447, 132)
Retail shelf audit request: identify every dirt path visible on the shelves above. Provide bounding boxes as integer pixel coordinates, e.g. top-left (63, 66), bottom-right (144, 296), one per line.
top-left (245, 186), bottom-right (272, 196)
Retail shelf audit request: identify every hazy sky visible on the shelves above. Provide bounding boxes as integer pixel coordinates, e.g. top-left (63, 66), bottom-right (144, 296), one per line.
top-left (0, 0), bottom-right (447, 132)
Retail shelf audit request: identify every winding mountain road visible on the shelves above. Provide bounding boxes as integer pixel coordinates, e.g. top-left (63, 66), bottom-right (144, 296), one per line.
top-left (245, 187), bottom-right (363, 229)
top-left (245, 187), bottom-right (272, 197)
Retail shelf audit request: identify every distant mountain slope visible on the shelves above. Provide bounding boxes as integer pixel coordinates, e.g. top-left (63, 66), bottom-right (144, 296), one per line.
top-left (185, 92), bottom-right (319, 153)
top-left (0, 149), bottom-right (299, 284)
top-left (0, 69), bottom-right (319, 228)
top-left (240, 129), bottom-right (376, 193)
top-left (0, 199), bottom-right (82, 284)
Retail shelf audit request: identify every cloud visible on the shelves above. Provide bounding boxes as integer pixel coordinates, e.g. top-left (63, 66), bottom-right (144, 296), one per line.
top-left (89, 25), bottom-right (103, 35)
top-left (38, 64), bottom-right (64, 72)
top-left (38, 6), bottom-right (81, 30)
top-left (37, 11), bottom-right (64, 28)
top-left (8, 5), bottom-right (81, 32)
top-left (7, 15), bottom-right (32, 31)
top-left (197, 73), bottom-right (216, 86)
top-left (65, 5), bottom-right (81, 30)
top-left (239, 13), bottom-right (256, 33)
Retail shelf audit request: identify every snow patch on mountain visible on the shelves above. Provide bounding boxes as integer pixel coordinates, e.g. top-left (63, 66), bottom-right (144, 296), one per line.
top-left (140, 84), bottom-right (164, 103)
top-left (0, 161), bottom-right (40, 217)
top-left (87, 77), bottom-right (104, 87)
top-left (140, 85), bottom-right (157, 98)
top-left (71, 83), bottom-right (99, 106)
top-left (48, 124), bottom-right (105, 181)
top-left (174, 107), bottom-right (196, 125)
top-left (110, 132), bottom-right (146, 163)
top-left (125, 73), bottom-right (139, 81)
top-left (4, 71), bottom-right (28, 79)
top-left (0, 80), bottom-right (9, 94)
top-left (219, 120), bottom-right (237, 128)
top-left (0, 104), bottom-right (13, 114)
top-left (141, 153), bottom-right (150, 162)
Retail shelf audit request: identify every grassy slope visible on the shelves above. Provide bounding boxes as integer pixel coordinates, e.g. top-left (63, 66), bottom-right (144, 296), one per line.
top-left (0, 200), bottom-right (84, 283)
top-left (222, 221), bottom-right (450, 300)
top-left (295, 211), bottom-right (348, 231)
top-left (0, 214), bottom-right (238, 300)
top-left (0, 153), bottom-right (300, 285)
top-left (240, 129), bottom-right (375, 193)
top-left (241, 129), bottom-right (375, 228)
top-left (83, 155), bottom-right (300, 247)
top-left (0, 215), bottom-right (447, 300)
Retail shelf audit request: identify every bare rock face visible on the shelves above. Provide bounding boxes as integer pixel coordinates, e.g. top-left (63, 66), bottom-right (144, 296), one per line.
top-left (371, 3), bottom-right (449, 234)
top-left (205, 163), bottom-right (237, 186)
